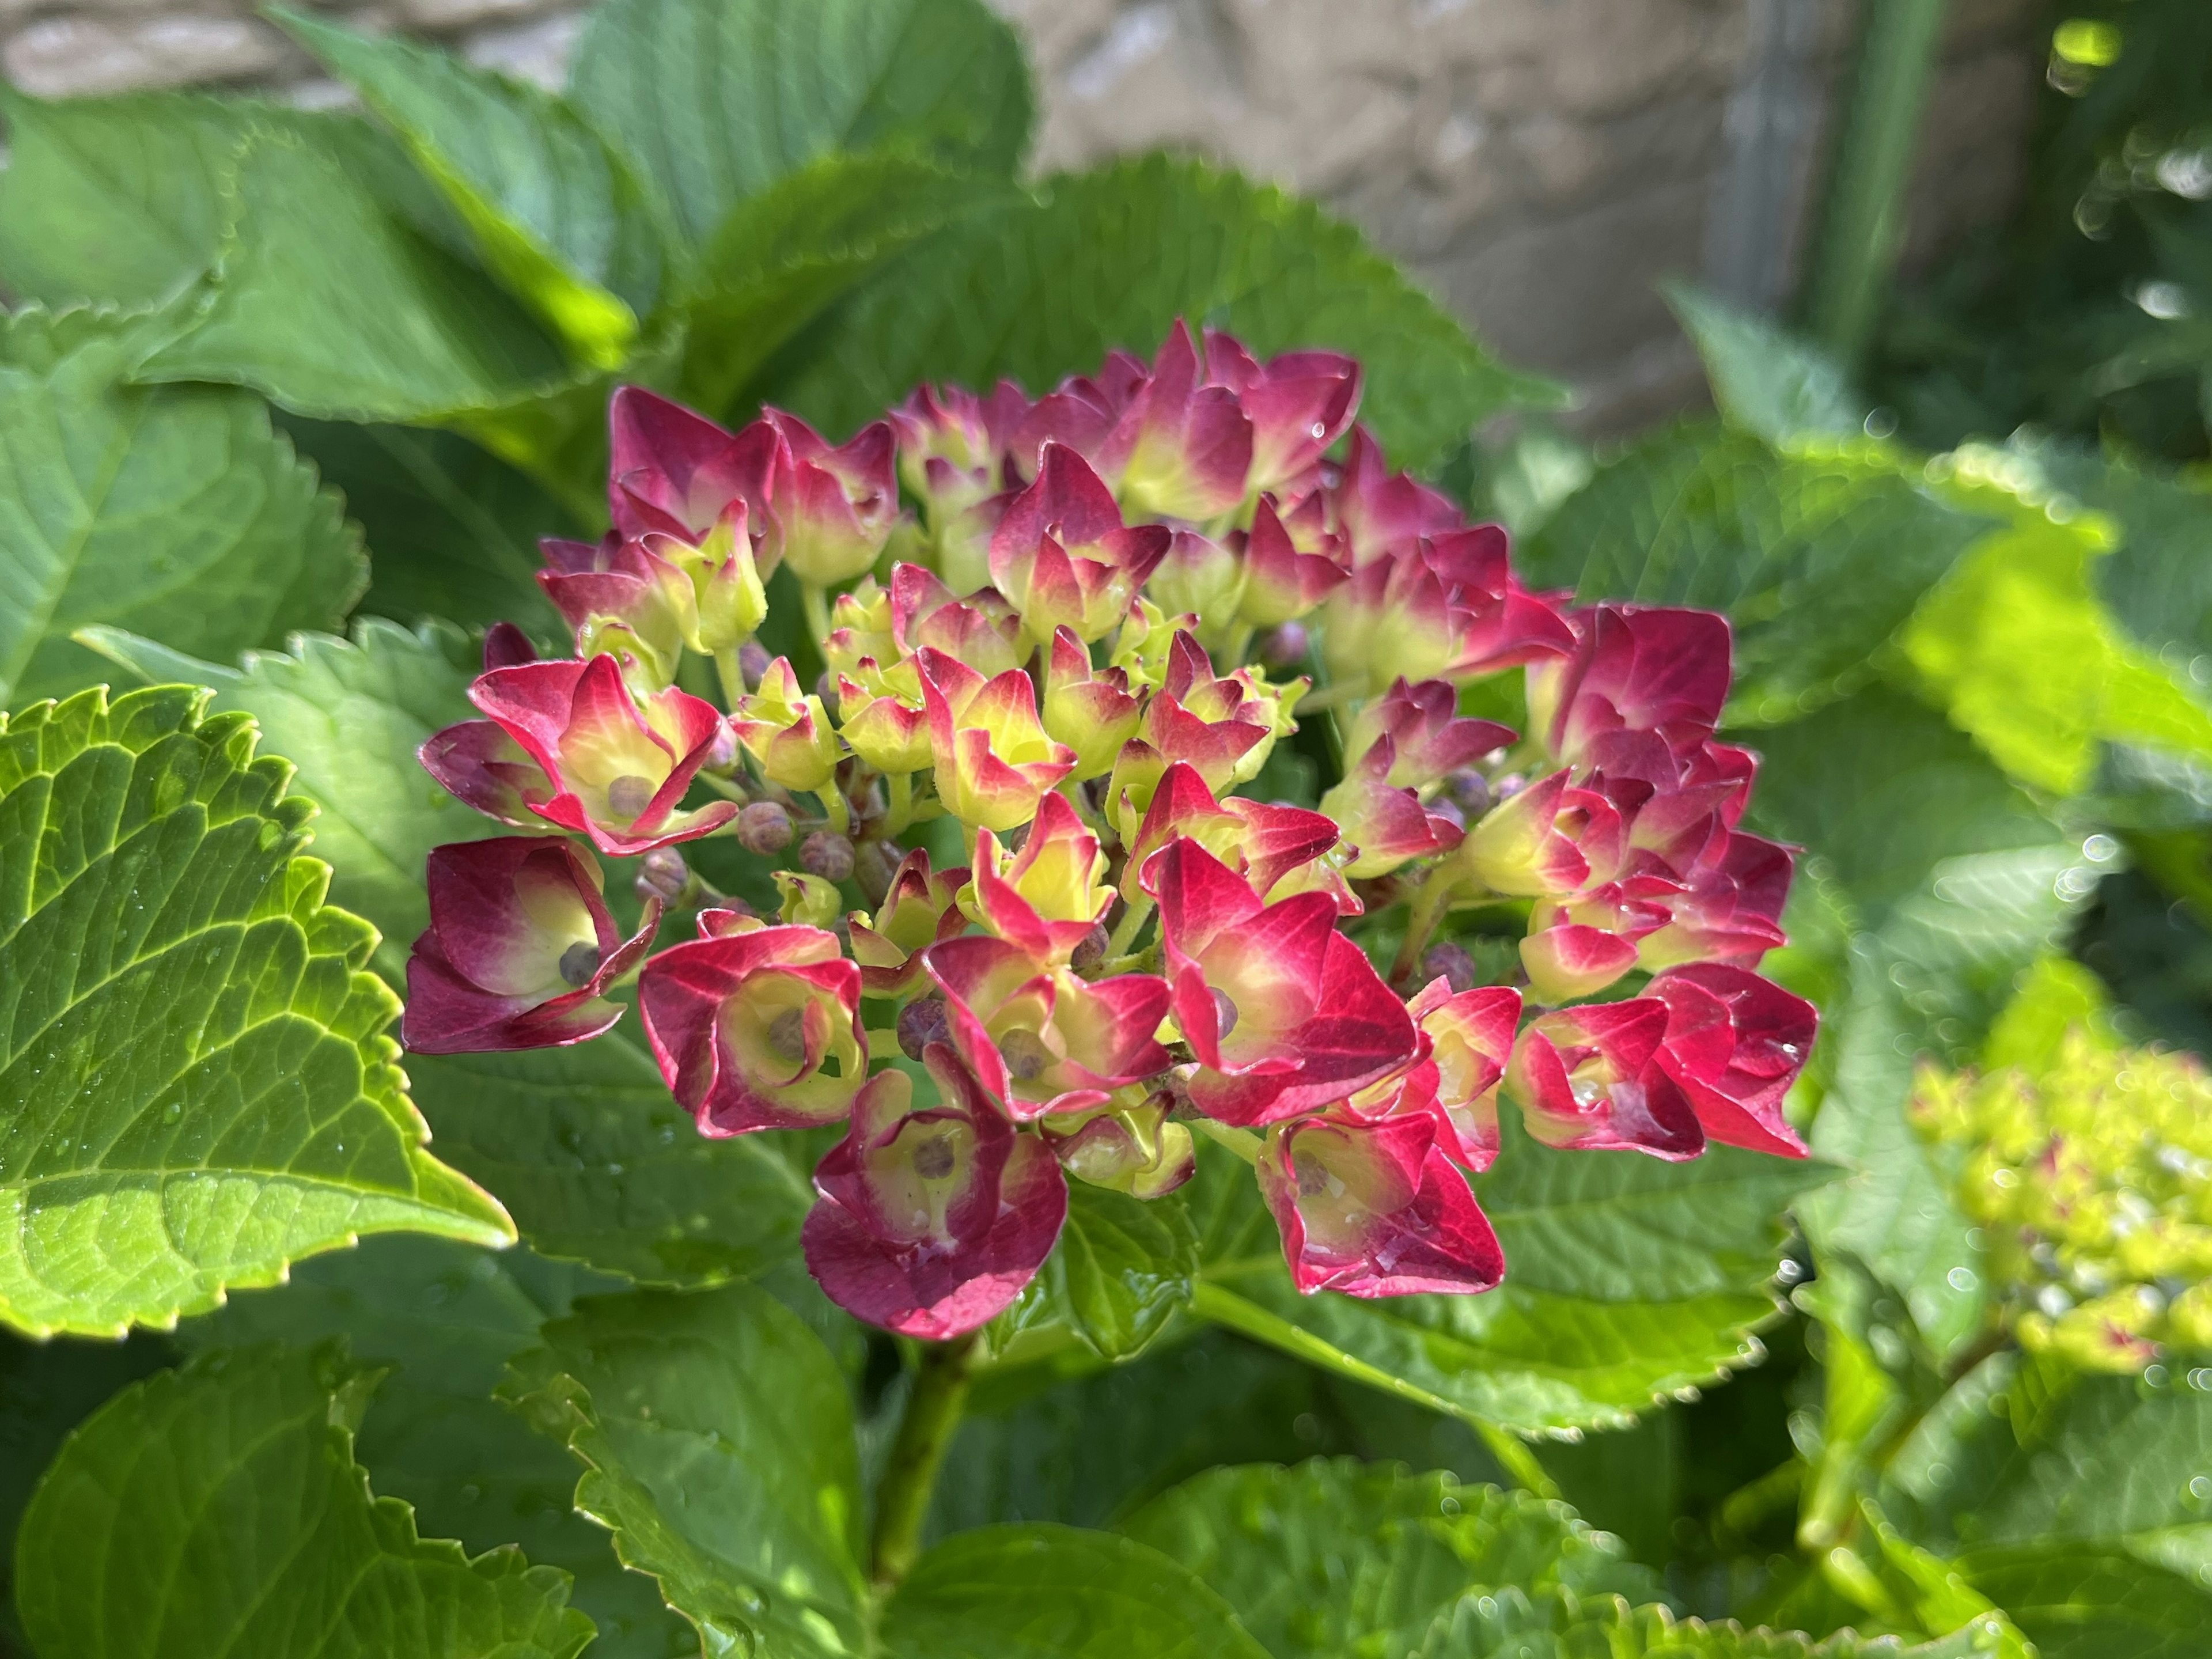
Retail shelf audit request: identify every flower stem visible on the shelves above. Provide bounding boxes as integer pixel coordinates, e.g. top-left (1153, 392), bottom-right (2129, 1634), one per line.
top-left (714, 644), bottom-right (748, 710)
top-left (816, 787), bottom-right (851, 836)
top-left (884, 770), bottom-right (914, 836)
top-left (1105, 896), bottom-right (1154, 959)
top-left (1391, 864), bottom-right (1466, 987)
top-left (1192, 1118), bottom-right (1264, 1166)
top-left (800, 582), bottom-right (834, 652)
top-left (869, 1333), bottom-right (980, 1588)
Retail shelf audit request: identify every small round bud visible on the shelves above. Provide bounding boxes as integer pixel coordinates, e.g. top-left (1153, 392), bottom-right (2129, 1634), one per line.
top-left (1492, 772), bottom-right (1527, 802)
top-left (737, 640), bottom-right (771, 692)
top-left (1257, 622), bottom-right (1310, 669)
top-left (1069, 922), bottom-right (1110, 974)
top-left (703, 719), bottom-right (740, 772)
top-left (1442, 768), bottom-right (1493, 819)
top-left (635, 846), bottom-right (691, 905)
top-left (736, 801), bottom-right (794, 855)
top-left (854, 838), bottom-right (904, 906)
top-left (1427, 796), bottom-right (1467, 833)
top-left (897, 995), bottom-right (951, 1060)
top-left (1422, 941), bottom-right (1480, 994)
top-left (799, 830), bottom-right (855, 883)
top-left (482, 620), bottom-right (537, 671)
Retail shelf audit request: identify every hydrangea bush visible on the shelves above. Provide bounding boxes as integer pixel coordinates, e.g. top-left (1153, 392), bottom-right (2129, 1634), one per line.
top-left (400, 325), bottom-right (1817, 1340)
top-left (5, 2), bottom-right (2212, 1656)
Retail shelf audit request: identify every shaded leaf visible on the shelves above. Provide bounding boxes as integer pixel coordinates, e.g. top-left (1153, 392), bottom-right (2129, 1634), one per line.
top-left (0, 685), bottom-right (510, 1338)
top-left (768, 154), bottom-right (1559, 471)
top-left (1191, 1111), bottom-right (1832, 1434)
top-left (0, 88), bottom-right (469, 309)
top-left (995, 1183), bottom-right (1198, 1364)
top-left (79, 619), bottom-right (506, 987)
top-left (1120, 1459), bottom-right (1651, 1659)
top-left (1958, 1544), bottom-right (2212, 1659)
top-left (13, 1343), bottom-right (593, 1658)
top-left (278, 416), bottom-right (577, 635)
top-left (1521, 428), bottom-right (1989, 725)
top-left (176, 1234), bottom-right (685, 1659)
top-left (677, 147), bottom-right (1003, 421)
top-left (882, 1524), bottom-right (1270, 1659)
top-left (504, 1282), bottom-right (869, 1659)
top-left (569, 0), bottom-right (1031, 251)
top-left (1421, 1586), bottom-right (2012, 1657)
top-left (1668, 283), bottom-right (1870, 446)
top-left (277, 10), bottom-right (666, 367)
top-left (0, 308), bottom-right (363, 707)
top-left (138, 126), bottom-right (575, 424)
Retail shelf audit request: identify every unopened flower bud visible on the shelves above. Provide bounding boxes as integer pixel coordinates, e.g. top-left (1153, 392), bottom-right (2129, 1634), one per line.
top-left (482, 620), bottom-right (537, 671)
top-left (736, 801), bottom-right (794, 855)
top-left (703, 721), bottom-right (740, 772)
top-left (853, 838), bottom-right (904, 906)
top-left (635, 846), bottom-right (691, 905)
top-left (1492, 772), bottom-right (1526, 801)
top-left (1443, 769), bottom-right (1493, 819)
top-left (1256, 622), bottom-right (1310, 670)
top-left (1422, 941), bottom-right (1480, 994)
top-left (1427, 796), bottom-right (1467, 834)
top-left (737, 640), bottom-right (771, 692)
top-left (800, 830), bottom-right (855, 883)
top-left (897, 995), bottom-right (951, 1060)
top-left (1069, 922), bottom-right (1110, 974)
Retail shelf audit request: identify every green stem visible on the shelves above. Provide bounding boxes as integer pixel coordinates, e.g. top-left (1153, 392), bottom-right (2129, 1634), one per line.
top-left (800, 582), bottom-right (834, 653)
top-left (869, 1334), bottom-right (980, 1588)
top-left (1105, 896), bottom-right (1154, 959)
top-left (714, 644), bottom-right (748, 711)
top-left (1799, 0), bottom-right (1951, 370)
top-left (1192, 1118), bottom-right (1264, 1166)
top-left (885, 770), bottom-right (915, 836)
top-left (1391, 865), bottom-right (1466, 986)
top-left (815, 787), bottom-right (850, 836)
top-left (1472, 1422), bottom-right (1562, 1502)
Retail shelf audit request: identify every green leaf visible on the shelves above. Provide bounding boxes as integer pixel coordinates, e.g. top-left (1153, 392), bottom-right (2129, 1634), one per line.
top-left (1751, 685), bottom-right (2092, 1353)
top-left (767, 154), bottom-right (1560, 472)
top-left (1747, 685), bottom-right (2065, 925)
top-left (0, 1325), bottom-right (173, 1649)
top-left (278, 416), bottom-right (578, 635)
top-left (1192, 1110), bottom-right (1834, 1434)
top-left (13, 1343), bottom-right (594, 1658)
top-left (1421, 1588), bottom-right (2013, 1657)
top-left (1800, 846), bottom-right (2090, 1357)
top-left (881, 1524), bottom-right (1270, 1659)
top-left (676, 147), bottom-right (1005, 421)
top-left (406, 1037), bottom-right (818, 1286)
top-left (275, 10), bottom-right (666, 368)
top-left (79, 618), bottom-right (514, 987)
top-left (137, 125), bottom-right (575, 424)
top-left (1666, 283), bottom-right (1870, 446)
top-left (569, 0), bottom-right (1031, 251)
top-left (1119, 1459), bottom-right (1650, 1659)
top-left (0, 309), bottom-right (364, 708)
top-left (79, 618), bottom-right (819, 1285)
top-left (1900, 447), bottom-right (2212, 793)
top-left (0, 685), bottom-right (511, 1338)
top-left (2058, 448), bottom-right (2212, 662)
top-left (0, 89), bottom-right (471, 309)
top-left (174, 1234), bottom-right (687, 1659)
top-left (999, 1183), bottom-right (1198, 1363)
top-left (934, 1330), bottom-right (1351, 1536)
top-left (1956, 1544), bottom-right (2212, 1659)
top-left (503, 1281), bottom-right (869, 1659)
top-left (1519, 427), bottom-right (1990, 725)
top-left (1887, 1353), bottom-right (2212, 1552)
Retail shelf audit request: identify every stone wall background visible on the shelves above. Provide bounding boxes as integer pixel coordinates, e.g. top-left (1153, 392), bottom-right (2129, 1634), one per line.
top-left (2, 0), bottom-right (2047, 431)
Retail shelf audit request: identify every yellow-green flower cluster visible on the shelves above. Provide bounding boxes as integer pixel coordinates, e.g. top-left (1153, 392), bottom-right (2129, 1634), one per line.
top-left (1914, 1031), bottom-right (2212, 1371)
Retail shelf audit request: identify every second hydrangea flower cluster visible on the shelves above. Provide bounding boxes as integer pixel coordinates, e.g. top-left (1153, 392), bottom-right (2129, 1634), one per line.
top-left (400, 321), bottom-right (1817, 1340)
